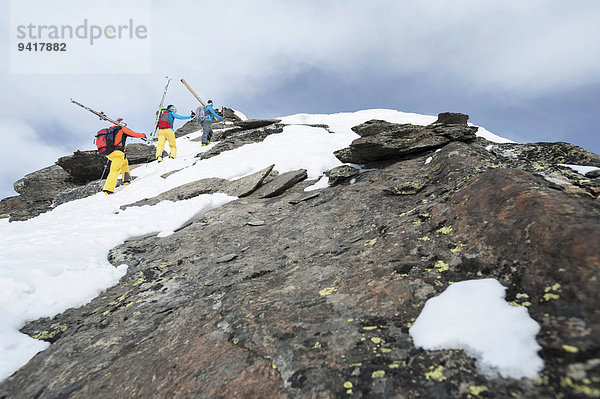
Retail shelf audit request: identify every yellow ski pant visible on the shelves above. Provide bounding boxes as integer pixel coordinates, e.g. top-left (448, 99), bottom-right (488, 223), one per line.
top-left (103, 150), bottom-right (130, 193)
top-left (156, 128), bottom-right (177, 158)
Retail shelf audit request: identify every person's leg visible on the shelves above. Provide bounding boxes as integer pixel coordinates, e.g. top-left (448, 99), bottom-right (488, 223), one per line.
top-left (207, 122), bottom-right (213, 143)
top-left (201, 120), bottom-right (210, 144)
top-left (102, 151), bottom-right (125, 193)
top-left (121, 158), bottom-right (131, 184)
top-left (165, 128), bottom-right (177, 158)
top-left (155, 129), bottom-right (167, 159)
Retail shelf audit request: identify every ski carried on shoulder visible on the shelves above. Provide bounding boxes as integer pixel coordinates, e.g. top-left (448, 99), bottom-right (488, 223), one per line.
top-left (71, 98), bottom-right (150, 144)
top-left (70, 98), bottom-right (124, 126)
top-left (150, 76), bottom-right (172, 139)
top-left (180, 78), bottom-right (206, 106)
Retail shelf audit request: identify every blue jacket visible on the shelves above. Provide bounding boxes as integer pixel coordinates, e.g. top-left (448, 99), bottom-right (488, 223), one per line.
top-left (168, 111), bottom-right (191, 127)
top-left (205, 104), bottom-right (223, 122)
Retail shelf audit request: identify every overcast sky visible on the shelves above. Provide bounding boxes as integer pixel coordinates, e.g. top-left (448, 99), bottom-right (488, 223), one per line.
top-left (2, 0), bottom-right (600, 199)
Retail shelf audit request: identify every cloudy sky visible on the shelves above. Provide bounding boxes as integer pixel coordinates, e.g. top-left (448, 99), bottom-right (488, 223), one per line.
top-left (1, 0), bottom-right (599, 199)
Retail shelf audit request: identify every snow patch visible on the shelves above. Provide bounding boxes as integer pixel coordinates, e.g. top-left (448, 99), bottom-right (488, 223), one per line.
top-left (558, 164), bottom-right (599, 176)
top-left (409, 278), bottom-right (543, 379)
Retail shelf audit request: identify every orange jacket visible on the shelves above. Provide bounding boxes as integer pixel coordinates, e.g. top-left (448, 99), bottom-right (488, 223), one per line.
top-left (111, 126), bottom-right (146, 151)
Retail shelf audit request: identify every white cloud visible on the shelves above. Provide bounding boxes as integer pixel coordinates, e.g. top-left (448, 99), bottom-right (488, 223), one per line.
top-left (0, 120), bottom-right (67, 197)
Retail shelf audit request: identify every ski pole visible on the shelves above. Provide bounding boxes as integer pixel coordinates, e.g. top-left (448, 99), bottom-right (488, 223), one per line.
top-left (100, 158), bottom-right (110, 180)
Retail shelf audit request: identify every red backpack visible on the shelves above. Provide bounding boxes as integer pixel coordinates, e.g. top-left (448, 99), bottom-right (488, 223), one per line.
top-left (157, 109), bottom-right (172, 129)
top-left (95, 126), bottom-right (121, 154)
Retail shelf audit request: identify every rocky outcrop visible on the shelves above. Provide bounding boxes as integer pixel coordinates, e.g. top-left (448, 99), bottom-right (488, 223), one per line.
top-left (122, 166), bottom-right (310, 210)
top-left (8, 165), bottom-right (80, 221)
top-left (2, 112), bottom-right (600, 398)
top-left (197, 123), bottom-right (284, 160)
top-left (56, 150), bottom-right (107, 183)
top-left (174, 119), bottom-right (202, 137)
top-left (233, 119), bottom-right (281, 131)
top-left (430, 112), bottom-right (469, 125)
top-left (56, 145), bottom-right (160, 183)
top-left (251, 169), bottom-right (307, 198)
top-left (327, 165), bottom-right (360, 185)
top-left (335, 120), bottom-right (478, 163)
top-left (223, 107), bottom-right (243, 122)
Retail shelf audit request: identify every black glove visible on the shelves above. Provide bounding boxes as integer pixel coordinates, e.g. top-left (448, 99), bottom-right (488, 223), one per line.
top-left (191, 111), bottom-right (196, 118)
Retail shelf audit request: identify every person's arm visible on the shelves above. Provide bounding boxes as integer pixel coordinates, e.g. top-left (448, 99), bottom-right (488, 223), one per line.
top-left (122, 126), bottom-right (146, 139)
top-left (172, 112), bottom-right (191, 120)
top-left (208, 106), bottom-right (223, 121)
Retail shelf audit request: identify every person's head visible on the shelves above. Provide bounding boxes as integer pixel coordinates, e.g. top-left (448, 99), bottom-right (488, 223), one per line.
top-left (167, 104), bottom-right (176, 112)
top-left (116, 118), bottom-right (127, 127)
top-left (207, 100), bottom-right (213, 106)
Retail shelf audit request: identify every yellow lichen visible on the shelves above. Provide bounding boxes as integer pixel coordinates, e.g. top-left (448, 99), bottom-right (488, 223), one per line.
top-left (451, 243), bottom-right (465, 253)
top-left (433, 260), bottom-right (449, 272)
top-left (371, 337), bottom-right (382, 344)
top-left (425, 365), bottom-right (446, 382)
top-left (313, 341), bottom-right (322, 349)
top-left (543, 293), bottom-right (560, 301)
top-left (562, 345), bottom-right (579, 353)
top-left (344, 381), bottom-right (353, 389)
top-left (32, 324), bottom-right (67, 340)
top-left (319, 287), bottom-right (337, 296)
top-left (363, 326), bottom-right (378, 331)
top-left (399, 208), bottom-right (417, 217)
top-left (436, 226), bottom-right (453, 235)
top-left (350, 363), bottom-right (363, 367)
top-left (365, 238), bottom-right (377, 246)
top-left (380, 348), bottom-right (391, 353)
top-left (562, 376), bottom-right (600, 397)
top-left (468, 385), bottom-right (488, 397)
top-left (372, 370), bottom-right (385, 379)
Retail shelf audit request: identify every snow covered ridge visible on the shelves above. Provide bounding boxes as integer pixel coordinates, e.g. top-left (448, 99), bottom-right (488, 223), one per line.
top-left (0, 110), bottom-right (596, 397)
top-left (4, 108), bottom-right (488, 381)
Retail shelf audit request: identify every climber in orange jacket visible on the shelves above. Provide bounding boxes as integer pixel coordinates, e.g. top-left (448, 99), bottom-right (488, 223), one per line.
top-left (102, 119), bottom-right (147, 194)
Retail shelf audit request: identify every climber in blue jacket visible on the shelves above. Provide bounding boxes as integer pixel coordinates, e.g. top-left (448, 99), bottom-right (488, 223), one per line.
top-left (155, 104), bottom-right (192, 161)
top-left (199, 100), bottom-right (223, 146)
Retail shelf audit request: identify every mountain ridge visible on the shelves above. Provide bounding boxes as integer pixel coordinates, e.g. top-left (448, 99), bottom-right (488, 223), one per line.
top-left (1, 110), bottom-right (599, 398)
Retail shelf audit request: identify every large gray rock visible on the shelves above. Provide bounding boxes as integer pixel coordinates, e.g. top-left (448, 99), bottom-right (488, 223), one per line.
top-left (174, 119), bottom-right (202, 138)
top-left (52, 181), bottom-right (104, 207)
top-left (233, 119), bottom-right (281, 131)
top-left (223, 165), bottom-right (275, 197)
top-left (125, 143), bottom-right (163, 165)
top-left (197, 125), bottom-right (284, 160)
top-left (335, 120), bottom-right (478, 163)
top-left (13, 165), bottom-right (78, 200)
top-left (587, 169), bottom-right (600, 178)
top-left (56, 150), bottom-right (107, 183)
top-left (222, 107), bottom-right (243, 122)
top-left (251, 169), bottom-right (308, 198)
top-left (121, 165), bottom-right (276, 210)
top-left (327, 165), bottom-right (360, 185)
top-left (431, 112), bottom-right (469, 126)
top-left (121, 178), bottom-right (229, 210)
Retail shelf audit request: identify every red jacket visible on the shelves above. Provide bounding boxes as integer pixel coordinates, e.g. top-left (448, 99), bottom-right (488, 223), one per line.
top-left (111, 126), bottom-right (146, 151)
